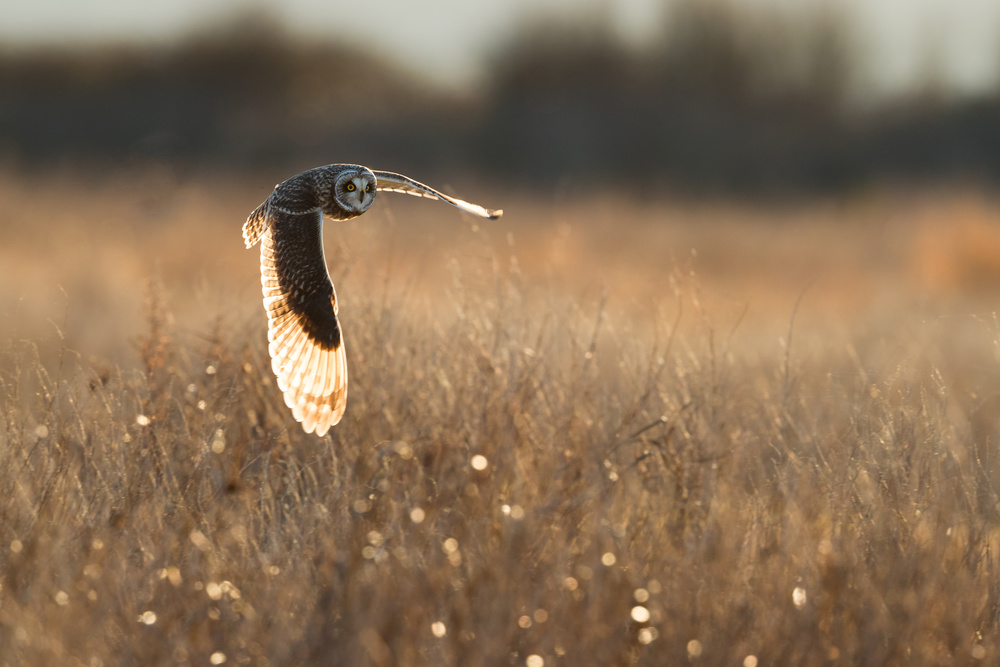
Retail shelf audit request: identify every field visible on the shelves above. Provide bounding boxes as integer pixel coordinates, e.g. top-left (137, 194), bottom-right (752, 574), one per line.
top-left (2, 166), bottom-right (1000, 665)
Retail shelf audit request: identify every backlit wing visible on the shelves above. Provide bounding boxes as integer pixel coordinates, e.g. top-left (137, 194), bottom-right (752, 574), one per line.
top-left (253, 206), bottom-right (347, 435)
top-left (373, 170), bottom-right (502, 220)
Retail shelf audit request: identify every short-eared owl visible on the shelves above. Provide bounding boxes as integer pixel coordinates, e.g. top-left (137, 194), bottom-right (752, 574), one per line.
top-left (243, 164), bottom-right (502, 436)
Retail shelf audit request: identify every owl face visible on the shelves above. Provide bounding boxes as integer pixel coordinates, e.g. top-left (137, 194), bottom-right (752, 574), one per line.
top-left (331, 168), bottom-right (376, 215)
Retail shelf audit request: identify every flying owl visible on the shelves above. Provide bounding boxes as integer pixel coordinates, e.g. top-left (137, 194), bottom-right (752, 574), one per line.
top-left (243, 164), bottom-right (502, 436)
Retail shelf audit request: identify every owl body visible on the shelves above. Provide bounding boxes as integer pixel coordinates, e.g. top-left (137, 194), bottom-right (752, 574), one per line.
top-left (244, 163), bottom-right (501, 436)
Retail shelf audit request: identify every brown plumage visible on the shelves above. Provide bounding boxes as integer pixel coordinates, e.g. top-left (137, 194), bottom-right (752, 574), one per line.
top-left (243, 164), bottom-right (501, 436)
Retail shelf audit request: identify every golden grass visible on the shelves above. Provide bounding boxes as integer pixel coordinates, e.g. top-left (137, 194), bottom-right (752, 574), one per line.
top-left (2, 168), bottom-right (1000, 665)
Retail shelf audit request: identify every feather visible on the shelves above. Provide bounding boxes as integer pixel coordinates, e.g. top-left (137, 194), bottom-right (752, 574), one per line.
top-left (245, 163), bottom-right (500, 435)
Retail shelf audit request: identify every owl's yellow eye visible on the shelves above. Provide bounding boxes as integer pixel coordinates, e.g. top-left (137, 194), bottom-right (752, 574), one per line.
top-left (346, 183), bottom-right (356, 192)
top-left (365, 184), bottom-right (372, 193)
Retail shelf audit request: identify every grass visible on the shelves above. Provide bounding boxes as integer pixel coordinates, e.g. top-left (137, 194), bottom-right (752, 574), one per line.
top-left (2, 168), bottom-right (1000, 665)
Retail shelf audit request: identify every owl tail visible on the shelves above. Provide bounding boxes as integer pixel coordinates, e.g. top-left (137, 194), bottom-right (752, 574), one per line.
top-left (243, 200), bottom-right (269, 249)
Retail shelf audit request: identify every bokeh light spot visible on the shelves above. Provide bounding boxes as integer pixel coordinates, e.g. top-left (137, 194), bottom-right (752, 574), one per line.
top-left (639, 627), bottom-right (659, 645)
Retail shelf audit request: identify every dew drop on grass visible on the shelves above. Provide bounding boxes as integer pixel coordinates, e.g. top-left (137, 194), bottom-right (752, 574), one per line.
top-left (209, 651), bottom-right (226, 665)
top-left (211, 430), bottom-right (225, 454)
top-left (686, 639), bottom-right (701, 656)
top-left (601, 552), bottom-right (617, 567)
top-left (54, 591), bottom-right (69, 606)
top-left (138, 611), bottom-right (157, 625)
top-left (431, 621), bottom-right (447, 638)
top-left (471, 454), bottom-right (488, 471)
top-left (221, 582), bottom-right (239, 599)
top-left (206, 582), bottom-right (223, 600)
top-left (34, 424), bottom-right (48, 438)
top-left (135, 414), bottom-right (150, 426)
top-left (353, 499), bottom-right (372, 514)
top-left (639, 628), bottom-right (658, 645)
top-left (793, 586), bottom-right (807, 609)
top-left (410, 507), bottom-right (426, 524)
top-left (518, 615), bottom-right (532, 629)
top-left (526, 655), bottom-right (544, 667)
top-left (634, 588), bottom-right (650, 603)
top-left (743, 656), bottom-right (758, 667)
top-left (630, 606), bottom-right (650, 623)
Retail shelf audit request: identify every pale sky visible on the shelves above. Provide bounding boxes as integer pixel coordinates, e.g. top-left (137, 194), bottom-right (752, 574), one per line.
top-left (1, 0), bottom-right (998, 98)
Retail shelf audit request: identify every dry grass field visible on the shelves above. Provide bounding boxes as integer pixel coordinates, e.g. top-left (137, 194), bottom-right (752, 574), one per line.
top-left (3, 166), bottom-right (1000, 665)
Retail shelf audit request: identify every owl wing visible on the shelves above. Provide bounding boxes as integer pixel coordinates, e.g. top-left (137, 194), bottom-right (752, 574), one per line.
top-left (249, 204), bottom-right (347, 436)
top-left (372, 171), bottom-right (503, 220)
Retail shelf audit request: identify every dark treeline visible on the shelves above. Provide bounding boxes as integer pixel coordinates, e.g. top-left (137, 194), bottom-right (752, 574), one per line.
top-left (1, 3), bottom-right (999, 194)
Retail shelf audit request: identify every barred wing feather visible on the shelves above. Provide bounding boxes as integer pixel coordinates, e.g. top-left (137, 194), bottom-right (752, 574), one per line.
top-left (373, 171), bottom-right (502, 220)
top-left (254, 207), bottom-right (347, 435)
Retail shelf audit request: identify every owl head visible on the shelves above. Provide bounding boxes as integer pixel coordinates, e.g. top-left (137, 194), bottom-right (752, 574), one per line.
top-left (329, 166), bottom-right (376, 215)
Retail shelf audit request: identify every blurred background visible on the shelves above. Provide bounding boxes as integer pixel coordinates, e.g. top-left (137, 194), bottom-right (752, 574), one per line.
top-left (2, 0), bottom-right (999, 190)
top-left (2, 0), bottom-right (1000, 362)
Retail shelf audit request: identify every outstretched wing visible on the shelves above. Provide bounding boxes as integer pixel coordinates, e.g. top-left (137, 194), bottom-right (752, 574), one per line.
top-left (253, 206), bottom-right (347, 435)
top-left (372, 171), bottom-right (503, 220)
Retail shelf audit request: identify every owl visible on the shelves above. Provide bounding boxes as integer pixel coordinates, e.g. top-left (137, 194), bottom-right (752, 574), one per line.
top-left (242, 164), bottom-right (502, 436)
